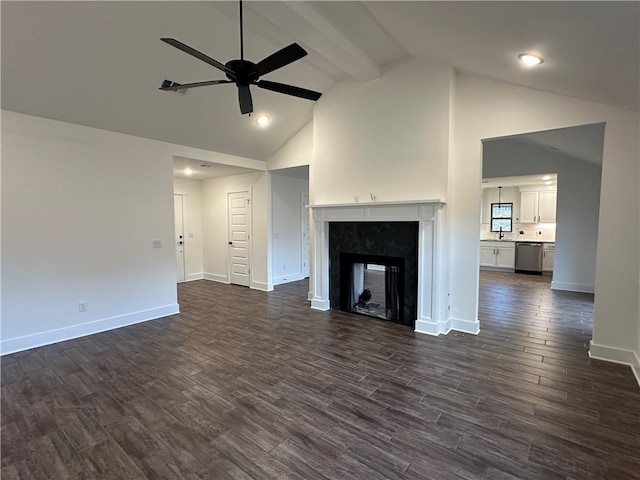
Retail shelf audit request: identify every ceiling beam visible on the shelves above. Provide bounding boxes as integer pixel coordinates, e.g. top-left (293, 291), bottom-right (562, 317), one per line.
top-left (250, 1), bottom-right (380, 82)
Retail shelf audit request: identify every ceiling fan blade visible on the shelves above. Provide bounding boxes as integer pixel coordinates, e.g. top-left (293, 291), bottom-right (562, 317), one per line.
top-left (256, 80), bottom-right (322, 101)
top-left (159, 79), bottom-right (233, 91)
top-left (238, 85), bottom-right (253, 114)
top-left (161, 38), bottom-right (233, 77)
top-left (255, 43), bottom-right (307, 77)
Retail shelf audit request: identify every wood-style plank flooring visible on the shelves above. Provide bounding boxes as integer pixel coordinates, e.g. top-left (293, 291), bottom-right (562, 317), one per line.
top-left (2, 272), bottom-right (639, 479)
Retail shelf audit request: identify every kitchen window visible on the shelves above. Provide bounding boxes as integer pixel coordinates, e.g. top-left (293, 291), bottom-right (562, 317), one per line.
top-left (491, 203), bottom-right (513, 232)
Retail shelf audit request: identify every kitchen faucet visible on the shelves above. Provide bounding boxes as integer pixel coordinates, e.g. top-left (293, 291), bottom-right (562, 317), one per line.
top-left (498, 227), bottom-right (504, 240)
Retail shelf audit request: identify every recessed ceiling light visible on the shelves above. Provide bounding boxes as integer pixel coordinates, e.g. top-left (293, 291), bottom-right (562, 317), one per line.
top-left (542, 175), bottom-right (551, 181)
top-left (518, 53), bottom-right (543, 66)
top-left (256, 114), bottom-right (270, 127)
top-left (544, 181), bottom-right (553, 185)
top-left (184, 168), bottom-right (194, 175)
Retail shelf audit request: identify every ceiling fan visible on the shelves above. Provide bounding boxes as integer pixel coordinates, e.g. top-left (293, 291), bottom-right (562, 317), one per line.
top-left (159, 0), bottom-right (322, 115)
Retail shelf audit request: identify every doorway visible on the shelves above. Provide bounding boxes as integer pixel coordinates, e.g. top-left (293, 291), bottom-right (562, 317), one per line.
top-left (228, 190), bottom-right (251, 287)
top-left (481, 123), bottom-right (603, 296)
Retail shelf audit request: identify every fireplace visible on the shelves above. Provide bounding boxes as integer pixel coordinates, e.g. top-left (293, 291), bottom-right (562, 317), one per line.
top-left (329, 221), bottom-right (418, 326)
top-left (309, 200), bottom-right (454, 336)
top-left (339, 253), bottom-right (405, 323)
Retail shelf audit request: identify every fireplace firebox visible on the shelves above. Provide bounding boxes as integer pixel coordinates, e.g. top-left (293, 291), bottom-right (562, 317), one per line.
top-left (339, 253), bottom-right (405, 322)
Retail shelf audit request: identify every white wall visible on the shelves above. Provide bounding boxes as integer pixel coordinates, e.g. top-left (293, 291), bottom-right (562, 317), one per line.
top-left (271, 173), bottom-right (309, 285)
top-left (173, 177), bottom-right (204, 281)
top-left (1, 111), bottom-right (178, 353)
top-left (450, 75), bottom-right (639, 378)
top-left (201, 172), bottom-right (271, 290)
top-left (483, 139), bottom-right (602, 292)
top-left (267, 122), bottom-right (312, 170)
top-left (312, 58), bottom-right (455, 205)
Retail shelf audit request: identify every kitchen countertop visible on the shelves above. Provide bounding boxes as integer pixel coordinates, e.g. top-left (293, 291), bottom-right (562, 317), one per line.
top-left (480, 239), bottom-right (555, 243)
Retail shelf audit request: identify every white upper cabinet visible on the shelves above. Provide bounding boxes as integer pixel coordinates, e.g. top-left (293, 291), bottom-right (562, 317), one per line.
top-left (538, 190), bottom-right (557, 223)
top-left (520, 191), bottom-right (538, 224)
top-left (519, 187), bottom-right (556, 224)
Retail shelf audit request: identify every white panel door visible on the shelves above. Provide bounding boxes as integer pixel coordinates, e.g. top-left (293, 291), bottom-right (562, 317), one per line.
top-left (228, 191), bottom-right (251, 287)
top-left (174, 195), bottom-right (186, 283)
top-left (301, 193), bottom-right (310, 278)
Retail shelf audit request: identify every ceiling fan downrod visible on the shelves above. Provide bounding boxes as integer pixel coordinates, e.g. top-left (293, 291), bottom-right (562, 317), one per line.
top-left (239, 0), bottom-right (244, 61)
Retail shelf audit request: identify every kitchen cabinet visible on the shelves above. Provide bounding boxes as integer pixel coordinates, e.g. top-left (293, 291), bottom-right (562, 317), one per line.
top-left (538, 191), bottom-right (557, 223)
top-left (480, 241), bottom-right (515, 269)
top-left (519, 188), bottom-right (557, 223)
top-left (543, 243), bottom-right (555, 272)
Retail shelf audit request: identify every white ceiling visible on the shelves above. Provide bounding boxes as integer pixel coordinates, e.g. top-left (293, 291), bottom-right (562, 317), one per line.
top-left (482, 174), bottom-right (557, 189)
top-left (2, 1), bottom-right (638, 166)
top-left (173, 156), bottom-right (262, 180)
top-left (484, 122), bottom-right (606, 166)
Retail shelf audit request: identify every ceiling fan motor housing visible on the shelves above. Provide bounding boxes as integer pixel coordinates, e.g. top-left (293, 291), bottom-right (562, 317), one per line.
top-left (225, 59), bottom-right (258, 85)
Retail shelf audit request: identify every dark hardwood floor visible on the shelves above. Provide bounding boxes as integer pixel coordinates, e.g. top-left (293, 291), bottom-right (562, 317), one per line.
top-left (2, 271), bottom-right (639, 479)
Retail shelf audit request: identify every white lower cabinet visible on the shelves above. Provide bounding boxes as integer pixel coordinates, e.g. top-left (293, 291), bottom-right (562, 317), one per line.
top-left (480, 242), bottom-right (515, 269)
top-left (543, 243), bottom-right (555, 272)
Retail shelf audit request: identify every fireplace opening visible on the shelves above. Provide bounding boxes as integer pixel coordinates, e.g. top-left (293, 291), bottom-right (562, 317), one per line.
top-left (340, 254), bottom-right (404, 322)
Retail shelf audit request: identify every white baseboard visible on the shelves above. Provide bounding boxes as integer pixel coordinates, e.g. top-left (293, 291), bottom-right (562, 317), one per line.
top-left (251, 281), bottom-right (274, 292)
top-left (0, 304), bottom-right (180, 356)
top-left (415, 316), bottom-right (479, 337)
top-left (203, 273), bottom-right (229, 284)
top-left (311, 298), bottom-right (330, 310)
top-left (414, 318), bottom-right (448, 336)
top-left (551, 281), bottom-right (594, 294)
top-left (589, 341), bottom-right (640, 387)
top-left (272, 273), bottom-right (305, 286)
top-left (414, 317), bottom-right (477, 336)
top-left (451, 317), bottom-right (480, 335)
top-left (185, 272), bottom-right (204, 282)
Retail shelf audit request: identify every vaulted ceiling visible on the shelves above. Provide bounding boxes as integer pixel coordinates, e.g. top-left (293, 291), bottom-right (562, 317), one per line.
top-left (2, 1), bottom-right (638, 162)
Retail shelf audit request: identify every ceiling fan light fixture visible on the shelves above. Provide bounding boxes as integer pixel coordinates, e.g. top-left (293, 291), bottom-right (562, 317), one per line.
top-left (518, 53), bottom-right (543, 66)
top-left (184, 168), bottom-right (194, 175)
top-left (256, 114), bottom-right (270, 127)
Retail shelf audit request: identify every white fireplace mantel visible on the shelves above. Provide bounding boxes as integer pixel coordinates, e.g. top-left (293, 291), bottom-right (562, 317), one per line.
top-left (309, 199), bottom-right (464, 336)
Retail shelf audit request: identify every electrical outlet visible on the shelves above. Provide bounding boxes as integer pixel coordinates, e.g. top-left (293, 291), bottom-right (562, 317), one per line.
top-left (78, 302), bottom-right (88, 312)
top-left (152, 240), bottom-right (162, 248)
top-left (283, 265), bottom-right (286, 271)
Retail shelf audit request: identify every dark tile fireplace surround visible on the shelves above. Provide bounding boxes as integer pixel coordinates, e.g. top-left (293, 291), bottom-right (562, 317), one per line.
top-left (329, 221), bottom-right (419, 326)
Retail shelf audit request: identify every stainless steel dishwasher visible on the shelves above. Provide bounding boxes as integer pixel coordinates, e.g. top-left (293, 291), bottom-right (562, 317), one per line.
top-left (515, 242), bottom-right (543, 274)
